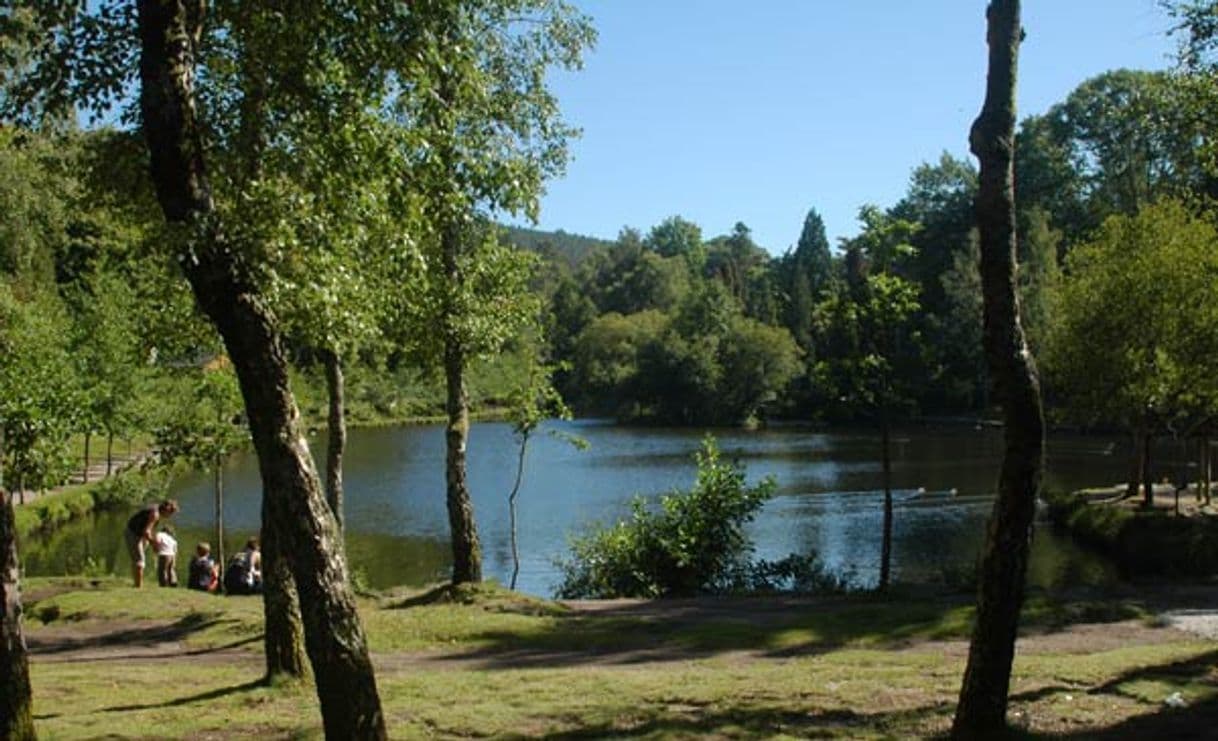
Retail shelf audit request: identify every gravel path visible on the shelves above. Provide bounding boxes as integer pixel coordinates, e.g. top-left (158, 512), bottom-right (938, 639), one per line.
top-left (1162, 609), bottom-right (1218, 641)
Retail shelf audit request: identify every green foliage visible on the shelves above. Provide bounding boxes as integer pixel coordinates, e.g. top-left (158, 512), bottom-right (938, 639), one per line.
top-left (1045, 489), bottom-right (1218, 577)
top-left (811, 208), bottom-right (924, 420)
top-left (0, 127), bottom-right (74, 280)
top-left (557, 437), bottom-right (828, 598)
top-left (152, 367), bottom-right (248, 472)
top-left (501, 225), bottom-right (612, 269)
top-left (1044, 200), bottom-right (1218, 428)
top-left (0, 281), bottom-right (79, 492)
top-left (646, 215), bottom-right (705, 267)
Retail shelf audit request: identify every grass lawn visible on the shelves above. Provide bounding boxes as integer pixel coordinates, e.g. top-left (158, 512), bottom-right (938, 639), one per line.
top-left (19, 578), bottom-right (1218, 739)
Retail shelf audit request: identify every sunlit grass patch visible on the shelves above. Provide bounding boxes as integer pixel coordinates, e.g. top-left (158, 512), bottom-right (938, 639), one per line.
top-left (20, 579), bottom-right (1218, 738)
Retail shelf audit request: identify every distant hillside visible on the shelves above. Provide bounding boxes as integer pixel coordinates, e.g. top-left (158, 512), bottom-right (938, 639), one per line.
top-left (500, 225), bottom-right (613, 268)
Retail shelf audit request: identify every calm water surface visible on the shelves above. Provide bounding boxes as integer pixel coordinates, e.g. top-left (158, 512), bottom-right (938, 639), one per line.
top-left (24, 421), bottom-right (1132, 596)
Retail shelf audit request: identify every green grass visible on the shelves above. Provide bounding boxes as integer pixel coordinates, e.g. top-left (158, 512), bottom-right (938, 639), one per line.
top-left (20, 580), bottom-right (1218, 739)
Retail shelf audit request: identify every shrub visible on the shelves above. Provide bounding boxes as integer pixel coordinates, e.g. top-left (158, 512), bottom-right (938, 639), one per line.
top-left (91, 470), bottom-right (166, 510)
top-left (557, 437), bottom-right (843, 598)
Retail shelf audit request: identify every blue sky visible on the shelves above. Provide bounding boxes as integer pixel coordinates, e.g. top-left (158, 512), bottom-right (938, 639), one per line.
top-left (524, 1), bottom-right (1176, 253)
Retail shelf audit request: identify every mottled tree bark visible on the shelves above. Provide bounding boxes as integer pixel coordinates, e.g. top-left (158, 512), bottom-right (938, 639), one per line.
top-left (136, 3), bottom-right (385, 737)
top-left (261, 504), bottom-right (306, 680)
top-left (953, 1), bottom-right (1046, 738)
top-left (1, 483), bottom-right (35, 740)
top-left (321, 348), bottom-right (345, 531)
top-left (443, 228), bottom-right (482, 585)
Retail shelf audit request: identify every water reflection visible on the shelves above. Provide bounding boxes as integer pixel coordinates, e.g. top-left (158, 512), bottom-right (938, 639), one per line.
top-left (24, 421), bottom-right (1127, 596)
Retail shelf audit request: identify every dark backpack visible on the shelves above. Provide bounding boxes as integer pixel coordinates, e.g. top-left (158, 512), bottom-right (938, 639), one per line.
top-left (224, 552), bottom-right (253, 594)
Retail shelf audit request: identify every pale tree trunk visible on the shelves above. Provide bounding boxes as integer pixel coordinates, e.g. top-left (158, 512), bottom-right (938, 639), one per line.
top-left (0, 426), bottom-right (35, 740)
top-left (0, 495), bottom-right (34, 741)
top-left (214, 462), bottom-right (224, 578)
top-left (953, 1), bottom-right (1046, 737)
top-left (261, 507), bottom-right (306, 680)
top-left (508, 431), bottom-right (529, 590)
top-left (321, 348), bottom-right (345, 531)
top-left (83, 431), bottom-right (91, 483)
top-left (137, 3), bottom-right (385, 737)
top-left (443, 227), bottom-right (482, 585)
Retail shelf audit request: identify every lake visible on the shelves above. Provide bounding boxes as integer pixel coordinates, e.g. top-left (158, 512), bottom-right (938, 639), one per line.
top-left (23, 421), bottom-right (1135, 596)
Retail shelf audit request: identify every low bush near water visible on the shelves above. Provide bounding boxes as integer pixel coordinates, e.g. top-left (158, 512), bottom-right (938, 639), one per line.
top-left (556, 437), bottom-right (845, 598)
top-left (13, 469), bottom-right (168, 538)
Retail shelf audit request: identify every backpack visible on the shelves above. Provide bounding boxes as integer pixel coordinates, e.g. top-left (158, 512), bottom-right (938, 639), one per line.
top-left (224, 552), bottom-right (254, 594)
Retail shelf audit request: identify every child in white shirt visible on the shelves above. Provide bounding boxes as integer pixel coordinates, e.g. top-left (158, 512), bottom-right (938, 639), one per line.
top-left (154, 527), bottom-right (178, 587)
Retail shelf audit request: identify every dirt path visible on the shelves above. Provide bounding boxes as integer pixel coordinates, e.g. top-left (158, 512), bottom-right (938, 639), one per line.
top-left (26, 620), bottom-right (263, 667)
top-left (25, 590), bottom-right (1216, 674)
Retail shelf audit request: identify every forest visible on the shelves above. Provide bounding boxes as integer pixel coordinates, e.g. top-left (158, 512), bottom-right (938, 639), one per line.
top-left (2, 1), bottom-right (1218, 740)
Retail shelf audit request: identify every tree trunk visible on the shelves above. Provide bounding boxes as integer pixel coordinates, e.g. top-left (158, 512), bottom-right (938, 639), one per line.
top-left (444, 335), bottom-right (482, 584)
top-left (1126, 425), bottom-right (1145, 500)
top-left (879, 401), bottom-right (893, 592)
top-left (106, 431), bottom-right (114, 477)
top-left (0, 427), bottom-right (35, 740)
top-left (1205, 438), bottom-right (1212, 506)
top-left (214, 462), bottom-right (225, 578)
top-left (508, 432), bottom-right (529, 590)
top-left (321, 348), bottom-right (345, 531)
top-left (262, 506), bottom-right (306, 680)
top-left (83, 431), bottom-right (91, 483)
top-left (1142, 429), bottom-right (1155, 509)
top-left (953, 2), bottom-right (1046, 738)
top-left (136, 3), bottom-right (385, 737)
top-left (0, 495), bottom-right (34, 741)
top-left (443, 228), bottom-right (482, 585)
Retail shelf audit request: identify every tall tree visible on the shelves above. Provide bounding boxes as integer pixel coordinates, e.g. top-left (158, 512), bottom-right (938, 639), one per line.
top-left (0, 288), bottom-right (42, 741)
top-left (783, 208), bottom-right (832, 351)
top-left (400, 0), bottom-right (593, 584)
top-left (953, 2), bottom-right (1046, 737)
top-left (134, 3), bottom-right (385, 735)
top-left (1044, 201), bottom-right (1218, 507)
top-left (833, 207), bottom-right (922, 589)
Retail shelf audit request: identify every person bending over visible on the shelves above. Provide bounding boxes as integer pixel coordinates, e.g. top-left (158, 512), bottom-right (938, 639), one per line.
top-left (124, 499), bottom-right (179, 588)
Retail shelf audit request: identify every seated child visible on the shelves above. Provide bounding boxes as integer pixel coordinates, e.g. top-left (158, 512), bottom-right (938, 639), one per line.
top-left (188, 542), bottom-right (220, 593)
top-left (154, 526), bottom-right (178, 587)
top-left (224, 537), bottom-right (263, 595)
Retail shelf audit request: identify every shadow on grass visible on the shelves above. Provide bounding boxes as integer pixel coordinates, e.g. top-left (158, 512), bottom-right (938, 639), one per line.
top-left (404, 590), bottom-right (1146, 670)
top-left (28, 611), bottom-right (261, 662)
top-left (496, 698), bottom-right (948, 739)
top-left (1035, 695), bottom-right (1218, 740)
top-left (98, 678), bottom-right (266, 714)
top-left (1013, 648), bottom-right (1218, 740)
